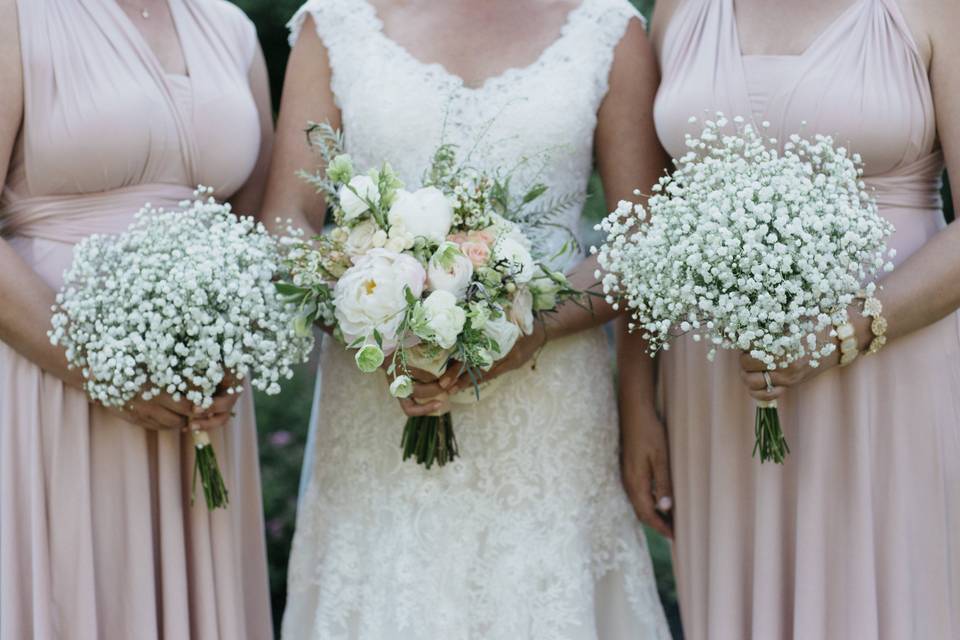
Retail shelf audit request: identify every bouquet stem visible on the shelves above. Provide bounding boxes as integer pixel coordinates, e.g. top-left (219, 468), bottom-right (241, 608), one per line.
top-left (753, 400), bottom-right (789, 464)
top-left (191, 431), bottom-right (229, 509)
top-left (401, 413), bottom-right (459, 469)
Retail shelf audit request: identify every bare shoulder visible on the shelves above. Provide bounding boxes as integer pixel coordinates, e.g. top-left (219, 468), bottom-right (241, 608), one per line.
top-left (648, 0), bottom-right (682, 58)
top-left (608, 9), bottom-right (659, 92)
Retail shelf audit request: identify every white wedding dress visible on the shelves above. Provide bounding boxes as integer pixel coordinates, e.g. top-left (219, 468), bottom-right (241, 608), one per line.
top-left (282, 1), bottom-right (671, 638)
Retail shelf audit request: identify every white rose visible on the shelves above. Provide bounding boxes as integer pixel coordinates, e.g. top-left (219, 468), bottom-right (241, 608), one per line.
top-left (418, 290), bottom-right (466, 350)
top-left (388, 187), bottom-right (453, 243)
top-left (494, 235), bottom-right (535, 284)
top-left (427, 242), bottom-right (474, 299)
top-left (483, 314), bottom-right (521, 363)
top-left (508, 287), bottom-right (535, 335)
top-left (343, 219), bottom-right (380, 257)
top-left (339, 175), bottom-right (380, 221)
top-left (333, 249), bottom-right (426, 351)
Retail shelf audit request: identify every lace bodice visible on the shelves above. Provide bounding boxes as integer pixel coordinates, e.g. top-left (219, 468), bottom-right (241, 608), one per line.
top-left (289, 0), bottom-right (643, 270)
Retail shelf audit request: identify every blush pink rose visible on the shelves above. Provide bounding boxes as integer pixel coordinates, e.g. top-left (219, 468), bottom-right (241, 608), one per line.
top-left (467, 230), bottom-right (496, 246)
top-left (460, 241), bottom-right (491, 268)
top-left (446, 232), bottom-right (469, 245)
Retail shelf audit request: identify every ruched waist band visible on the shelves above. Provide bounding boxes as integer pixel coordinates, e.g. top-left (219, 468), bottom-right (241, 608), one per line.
top-left (865, 151), bottom-right (945, 212)
top-left (0, 184), bottom-right (196, 244)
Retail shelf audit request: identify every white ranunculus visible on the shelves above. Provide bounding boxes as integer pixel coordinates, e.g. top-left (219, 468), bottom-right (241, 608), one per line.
top-left (389, 375), bottom-right (414, 398)
top-left (343, 219), bottom-right (380, 257)
top-left (494, 235), bottom-right (535, 284)
top-left (483, 314), bottom-right (521, 363)
top-left (339, 175), bottom-right (380, 221)
top-left (388, 187), bottom-right (453, 243)
top-left (334, 249), bottom-right (426, 351)
top-left (508, 287), bottom-right (535, 335)
top-left (418, 290), bottom-right (466, 349)
top-left (427, 242), bottom-right (474, 299)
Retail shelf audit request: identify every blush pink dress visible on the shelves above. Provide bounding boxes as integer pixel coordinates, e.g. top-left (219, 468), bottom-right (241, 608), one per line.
top-left (654, 0), bottom-right (960, 638)
top-left (0, 1), bottom-right (272, 638)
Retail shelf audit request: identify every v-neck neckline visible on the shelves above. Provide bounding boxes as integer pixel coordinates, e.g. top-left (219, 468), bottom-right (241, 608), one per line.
top-left (730, 0), bottom-right (867, 59)
top-left (357, 0), bottom-right (590, 92)
top-left (107, 0), bottom-right (192, 78)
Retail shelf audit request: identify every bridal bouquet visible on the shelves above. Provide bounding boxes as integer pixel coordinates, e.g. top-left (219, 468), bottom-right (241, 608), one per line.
top-left (596, 115), bottom-right (894, 463)
top-left (278, 123), bottom-right (582, 468)
top-left (50, 189), bottom-right (314, 508)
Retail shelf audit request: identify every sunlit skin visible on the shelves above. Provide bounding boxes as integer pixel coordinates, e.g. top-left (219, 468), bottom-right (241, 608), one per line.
top-left (260, 0), bottom-right (673, 536)
top-left (648, 0), bottom-right (960, 402)
top-left (0, 0), bottom-right (275, 431)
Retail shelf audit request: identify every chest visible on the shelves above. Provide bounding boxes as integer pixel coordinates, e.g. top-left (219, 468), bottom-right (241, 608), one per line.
top-left (366, 0), bottom-right (580, 90)
top-left (653, 0), bottom-right (936, 176)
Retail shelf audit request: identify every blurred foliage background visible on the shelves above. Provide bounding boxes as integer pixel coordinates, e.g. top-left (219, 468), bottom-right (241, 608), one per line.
top-left (234, 0), bottom-right (949, 637)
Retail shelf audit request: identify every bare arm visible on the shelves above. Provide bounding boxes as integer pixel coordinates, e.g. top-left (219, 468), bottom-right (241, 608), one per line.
top-left (859, 0), bottom-right (960, 346)
top-left (260, 15), bottom-right (339, 234)
top-left (0, 0), bottom-right (84, 389)
top-left (230, 44), bottom-right (275, 216)
top-left (599, 15), bottom-right (668, 419)
top-left (603, 18), bottom-right (674, 538)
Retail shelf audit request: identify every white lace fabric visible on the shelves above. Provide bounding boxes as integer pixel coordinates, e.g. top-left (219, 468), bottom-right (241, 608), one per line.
top-left (282, 1), bottom-right (671, 638)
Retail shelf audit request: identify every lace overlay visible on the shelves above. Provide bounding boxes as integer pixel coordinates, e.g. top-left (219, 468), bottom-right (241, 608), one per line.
top-left (283, 1), bottom-right (670, 638)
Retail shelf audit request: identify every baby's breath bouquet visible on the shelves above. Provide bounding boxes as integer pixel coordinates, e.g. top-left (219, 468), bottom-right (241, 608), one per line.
top-left (50, 189), bottom-right (314, 508)
top-left (596, 115), bottom-right (894, 463)
top-left (278, 123), bottom-right (583, 468)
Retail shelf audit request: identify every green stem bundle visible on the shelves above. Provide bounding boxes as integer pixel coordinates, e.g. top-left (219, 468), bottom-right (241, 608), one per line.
top-left (191, 431), bottom-right (229, 509)
top-left (753, 401), bottom-right (789, 464)
top-left (401, 413), bottom-right (459, 469)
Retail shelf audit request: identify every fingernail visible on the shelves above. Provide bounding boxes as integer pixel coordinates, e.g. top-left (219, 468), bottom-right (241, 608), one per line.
top-left (657, 496), bottom-right (673, 512)
top-left (193, 406), bottom-right (203, 415)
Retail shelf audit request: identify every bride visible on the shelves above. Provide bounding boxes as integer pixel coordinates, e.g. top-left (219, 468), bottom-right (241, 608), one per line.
top-left (262, 0), bottom-right (673, 637)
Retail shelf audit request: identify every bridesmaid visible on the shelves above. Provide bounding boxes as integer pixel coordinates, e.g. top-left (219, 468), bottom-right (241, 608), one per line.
top-left (0, 0), bottom-right (274, 638)
top-left (621, 0), bottom-right (960, 637)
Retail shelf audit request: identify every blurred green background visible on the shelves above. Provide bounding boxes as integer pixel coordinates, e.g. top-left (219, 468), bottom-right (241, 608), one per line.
top-left (233, 0), bottom-right (949, 637)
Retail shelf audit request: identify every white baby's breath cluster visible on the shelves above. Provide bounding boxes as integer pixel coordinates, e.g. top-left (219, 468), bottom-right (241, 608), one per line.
top-left (595, 114), bottom-right (895, 370)
top-left (50, 190), bottom-right (314, 409)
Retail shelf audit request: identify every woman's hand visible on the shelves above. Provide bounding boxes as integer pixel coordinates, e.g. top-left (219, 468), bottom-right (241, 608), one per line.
top-left (621, 410), bottom-right (673, 539)
top-left (446, 322), bottom-right (549, 395)
top-left (387, 362), bottom-right (453, 418)
top-left (738, 309), bottom-right (871, 401)
top-left (106, 374), bottom-right (243, 432)
top-left (187, 373), bottom-right (243, 431)
top-left (105, 395), bottom-right (192, 432)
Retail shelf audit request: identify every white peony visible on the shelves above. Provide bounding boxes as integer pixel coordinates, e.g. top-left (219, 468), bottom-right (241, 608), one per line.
top-left (334, 249), bottom-right (426, 351)
top-left (418, 290), bottom-right (466, 349)
top-left (388, 187), bottom-right (453, 243)
top-left (508, 286), bottom-right (535, 335)
top-left (483, 314), bottom-right (521, 362)
top-left (494, 235), bottom-right (535, 284)
top-left (427, 242), bottom-right (474, 299)
top-left (339, 175), bottom-right (380, 221)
